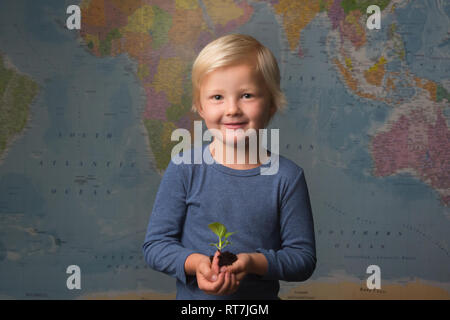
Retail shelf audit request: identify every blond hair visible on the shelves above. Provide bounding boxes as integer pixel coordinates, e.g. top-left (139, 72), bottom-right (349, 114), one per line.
top-left (191, 34), bottom-right (286, 116)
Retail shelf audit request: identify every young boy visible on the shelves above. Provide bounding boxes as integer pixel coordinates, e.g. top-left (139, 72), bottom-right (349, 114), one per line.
top-left (142, 34), bottom-right (316, 299)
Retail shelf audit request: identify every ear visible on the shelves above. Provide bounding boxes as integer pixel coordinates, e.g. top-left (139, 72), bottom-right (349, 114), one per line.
top-left (269, 104), bottom-right (276, 118)
top-left (196, 104), bottom-right (204, 118)
top-left (263, 102), bottom-right (275, 128)
top-left (268, 103), bottom-right (276, 121)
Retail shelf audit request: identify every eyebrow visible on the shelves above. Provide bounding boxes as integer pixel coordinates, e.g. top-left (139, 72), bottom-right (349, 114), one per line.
top-left (205, 87), bottom-right (257, 93)
top-left (205, 89), bottom-right (224, 94)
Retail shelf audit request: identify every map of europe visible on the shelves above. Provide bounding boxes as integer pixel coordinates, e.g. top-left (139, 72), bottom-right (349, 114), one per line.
top-left (0, 0), bottom-right (449, 299)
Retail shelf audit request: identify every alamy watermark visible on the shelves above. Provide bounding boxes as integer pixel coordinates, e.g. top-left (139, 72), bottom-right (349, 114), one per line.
top-left (366, 264), bottom-right (381, 290)
top-left (170, 121), bottom-right (279, 175)
top-left (66, 5), bottom-right (81, 30)
top-left (366, 5), bottom-right (381, 30)
top-left (66, 265), bottom-right (81, 290)
top-left (66, 4), bottom-right (381, 31)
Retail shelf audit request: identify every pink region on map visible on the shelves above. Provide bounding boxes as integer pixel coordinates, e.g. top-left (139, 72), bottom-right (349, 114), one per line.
top-left (104, 2), bottom-right (128, 28)
top-left (144, 86), bottom-right (169, 121)
top-left (371, 108), bottom-right (450, 206)
top-left (328, 0), bottom-right (345, 30)
top-left (175, 114), bottom-right (193, 131)
top-left (341, 10), bottom-right (365, 49)
top-left (195, 31), bottom-right (215, 54)
top-left (427, 109), bottom-right (450, 189)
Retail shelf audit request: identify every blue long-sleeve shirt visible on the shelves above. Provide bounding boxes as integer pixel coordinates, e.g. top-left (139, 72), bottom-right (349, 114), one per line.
top-left (142, 142), bottom-right (316, 299)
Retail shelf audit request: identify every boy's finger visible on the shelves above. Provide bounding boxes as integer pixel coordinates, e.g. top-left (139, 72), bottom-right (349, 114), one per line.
top-left (224, 272), bottom-right (239, 296)
top-left (204, 272), bottom-right (225, 294)
top-left (229, 273), bottom-right (239, 294)
top-left (198, 261), bottom-right (217, 282)
top-left (217, 271), bottom-right (232, 295)
top-left (206, 268), bottom-right (219, 282)
top-left (235, 271), bottom-right (247, 282)
top-left (227, 258), bottom-right (243, 274)
top-left (227, 264), bottom-right (236, 273)
top-left (211, 251), bottom-right (221, 275)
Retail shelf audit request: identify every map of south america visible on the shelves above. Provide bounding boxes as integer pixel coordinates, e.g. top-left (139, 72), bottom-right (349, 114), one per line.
top-left (0, 54), bottom-right (39, 160)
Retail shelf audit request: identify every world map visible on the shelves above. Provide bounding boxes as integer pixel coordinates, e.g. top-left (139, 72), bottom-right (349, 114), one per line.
top-left (0, 0), bottom-right (449, 299)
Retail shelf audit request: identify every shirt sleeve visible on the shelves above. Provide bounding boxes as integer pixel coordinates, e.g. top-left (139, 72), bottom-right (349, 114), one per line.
top-left (256, 169), bottom-right (316, 282)
top-left (142, 160), bottom-right (196, 285)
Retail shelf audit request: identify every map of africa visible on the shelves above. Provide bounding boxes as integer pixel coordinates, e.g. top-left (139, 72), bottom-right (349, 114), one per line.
top-left (0, 0), bottom-right (449, 299)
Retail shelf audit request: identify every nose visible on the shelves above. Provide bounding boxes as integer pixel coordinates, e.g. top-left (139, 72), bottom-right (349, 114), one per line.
top-left (225, 98), bottom-right (242, 116)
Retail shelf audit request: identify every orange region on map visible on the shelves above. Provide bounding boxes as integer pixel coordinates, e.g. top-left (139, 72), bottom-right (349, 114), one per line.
top-left (386, 77), bottom-right (395, 91)
top-left (81, 0), bottom-right (106, 27)
top-left (272, 0), bottom-right (321, 52)
top-left (121, 32), bottom-right (152, 61)
top-left (414, 77), bottom-right (438, 102)
top-left (333, 58), bottom-right (379, 101)
top-left (364, 56), bottom-right (387, 87)
top-left (168, 4), bottom-right (206, 47)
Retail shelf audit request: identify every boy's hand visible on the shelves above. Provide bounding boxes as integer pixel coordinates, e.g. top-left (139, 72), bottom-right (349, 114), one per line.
top-left (228, 252), bottom-right (268, 281)
top-left (196, 251), bottom-right (239, 296)
top-left (228, 253), bottom-right (251, 282)
top-left (196, 251), bottom-right (222, 294)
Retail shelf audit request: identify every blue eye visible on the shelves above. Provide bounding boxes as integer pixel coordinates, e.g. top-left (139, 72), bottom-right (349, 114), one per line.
top-left (243, 93), bottom-right (252, 99)
top-left (212, 95), bottom-right (222, 100)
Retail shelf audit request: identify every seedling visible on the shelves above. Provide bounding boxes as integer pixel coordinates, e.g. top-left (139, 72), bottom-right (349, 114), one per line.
top-left (208, 222), bottom-right (238, 267)
top-left (208, 222), bottom-right (235, 251)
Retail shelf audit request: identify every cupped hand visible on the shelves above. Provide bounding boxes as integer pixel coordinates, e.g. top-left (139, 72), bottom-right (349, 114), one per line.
top-left (196, 251), bottom-right (239, 296)
top-left (227, 253), bottom-right (252, 283)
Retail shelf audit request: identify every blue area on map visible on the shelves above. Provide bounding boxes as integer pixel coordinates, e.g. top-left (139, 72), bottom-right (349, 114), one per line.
top-left (396, 0), bottom-right (450, 82)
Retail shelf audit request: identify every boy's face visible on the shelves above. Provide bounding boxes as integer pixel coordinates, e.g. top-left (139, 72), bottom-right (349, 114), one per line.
top-left (197, 62), bottom-right (276, 148)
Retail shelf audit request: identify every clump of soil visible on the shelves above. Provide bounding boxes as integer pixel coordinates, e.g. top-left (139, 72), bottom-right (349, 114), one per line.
top-left (209, 251), bottom-right (238, 267)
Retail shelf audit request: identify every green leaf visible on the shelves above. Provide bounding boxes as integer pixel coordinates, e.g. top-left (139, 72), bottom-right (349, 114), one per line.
top-left (208, 222), bottom-right (236, 251)
top-left (224, 232), bottom-right (235, 240)
top-left (208, 222), bottom-right (227, 239)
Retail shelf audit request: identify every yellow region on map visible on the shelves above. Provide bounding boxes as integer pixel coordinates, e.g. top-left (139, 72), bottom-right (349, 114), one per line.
top-left (122, 5), bottom-right (155, 34)
top-left (281, 280), bottom-right (450, 300)
top-left (175, 0), bottom-right (199, 10)
top-left (79, 290), bottom-right (176, 300)
top-left (151, 57), bottom-right (186, 105)
top-left (202, 0), bottom-right (244, 27)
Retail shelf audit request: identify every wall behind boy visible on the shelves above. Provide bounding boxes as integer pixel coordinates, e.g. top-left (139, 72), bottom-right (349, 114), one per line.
top-left (0, 0), bottom-right (449, 299)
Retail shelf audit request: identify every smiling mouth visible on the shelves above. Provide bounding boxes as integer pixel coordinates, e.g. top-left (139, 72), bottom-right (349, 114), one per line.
top-left (223, 122), bottom-right (247, 129)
